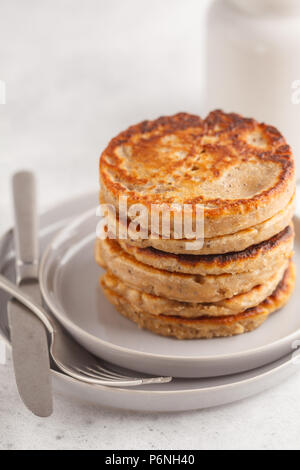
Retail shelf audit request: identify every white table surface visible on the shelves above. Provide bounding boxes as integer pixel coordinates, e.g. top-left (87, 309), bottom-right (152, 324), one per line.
top-left (0, 0), bottom-right (299, 451)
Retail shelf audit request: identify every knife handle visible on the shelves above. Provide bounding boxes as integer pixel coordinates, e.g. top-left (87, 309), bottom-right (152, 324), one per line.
top-left (12, 172), bottom-right (39, 283)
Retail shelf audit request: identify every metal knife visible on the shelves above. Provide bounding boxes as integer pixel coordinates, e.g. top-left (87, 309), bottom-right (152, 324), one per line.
top-left (7, 171), bottom-right (53, 417)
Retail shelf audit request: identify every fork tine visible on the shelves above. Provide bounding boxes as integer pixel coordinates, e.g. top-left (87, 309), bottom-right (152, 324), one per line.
top-left (90, 364), bottom-right (135, 379)
top-left (69, 365), bottom-right (172, 387)
top-left (96, 366), bottom-right (172, 383)
top-left (73, 366), bottom-right (145, 385)
top-left (63, 360), bottom-right (137, 381)
top-left (75, 367), bottom-right (113, 380)
top-left (86, 366), bottom-right (128, 380)
top-left (77, 366), bottom-right (131, 381)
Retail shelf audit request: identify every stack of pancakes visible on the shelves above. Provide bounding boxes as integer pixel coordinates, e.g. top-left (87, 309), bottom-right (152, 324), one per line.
top-left (96, 110), bottom-right (296, 339)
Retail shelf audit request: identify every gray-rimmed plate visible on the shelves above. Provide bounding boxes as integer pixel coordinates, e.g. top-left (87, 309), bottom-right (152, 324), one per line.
top-left (1, 192), bottom-right (300, 412)
top-left (39, 202), bottom-right (300, 378)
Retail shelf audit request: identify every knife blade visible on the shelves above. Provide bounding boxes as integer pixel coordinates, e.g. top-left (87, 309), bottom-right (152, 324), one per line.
top-left (7, 171), bottom-right (53, 417)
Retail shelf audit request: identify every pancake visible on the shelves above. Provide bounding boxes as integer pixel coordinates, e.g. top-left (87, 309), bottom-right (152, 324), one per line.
top-left (100, 110), bottom-right (295, 238)
top-left (100, 261), bottom-right (288, 317)
top-left (96, 237), bottom-right (291, 303)
top-left (106, 192), bottom-right (295, 255)
top-left (117, 225), bottom-right (294, 275)
top-left (101, 261), bottom-right (295, 339)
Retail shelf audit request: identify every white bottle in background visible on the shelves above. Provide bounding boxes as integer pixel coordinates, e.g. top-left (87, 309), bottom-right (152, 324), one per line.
top-left (205, 0), bottom-right (300, 168)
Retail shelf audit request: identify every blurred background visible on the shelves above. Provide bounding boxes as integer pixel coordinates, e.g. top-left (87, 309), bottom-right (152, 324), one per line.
top-left (1, 0), bottom-right (300, 232)
top-left (0, 0), bottom-right (211, 232)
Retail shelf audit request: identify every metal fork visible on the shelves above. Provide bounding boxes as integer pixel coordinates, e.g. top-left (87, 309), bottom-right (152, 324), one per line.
top-left (0, 274), bottom-right (172, 387)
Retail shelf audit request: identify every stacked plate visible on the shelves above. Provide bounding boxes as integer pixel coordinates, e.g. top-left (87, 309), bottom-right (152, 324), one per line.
top-left (97, 111), bottom-right (296, 340)
top-left (1, 192), bottom-right (300, 411)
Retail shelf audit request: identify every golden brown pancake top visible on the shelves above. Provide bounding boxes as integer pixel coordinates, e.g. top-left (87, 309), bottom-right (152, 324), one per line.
top-left (100, 110), bottom-right (295, 220)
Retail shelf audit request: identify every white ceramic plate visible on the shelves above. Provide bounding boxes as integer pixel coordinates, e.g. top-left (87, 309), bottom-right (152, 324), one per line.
top-left (39, 203), bottom-right (300, 378)
top-left (1, 192), bottom-right (300, 411)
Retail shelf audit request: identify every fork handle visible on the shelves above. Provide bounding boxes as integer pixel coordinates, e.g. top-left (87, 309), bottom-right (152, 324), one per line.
top-left (0, 274), bottom-right (54, 334)
top-left (12, 172), bottom-right (39, 283)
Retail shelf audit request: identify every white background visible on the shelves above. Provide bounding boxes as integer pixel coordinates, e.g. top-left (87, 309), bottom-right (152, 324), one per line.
top-left (0, 0), bottom-right (300, 450)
